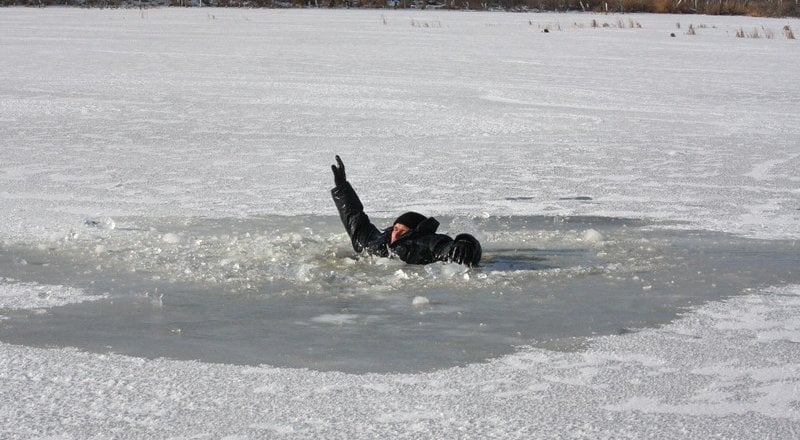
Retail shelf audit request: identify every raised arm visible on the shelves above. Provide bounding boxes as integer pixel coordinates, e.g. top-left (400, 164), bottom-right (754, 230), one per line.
top-left (330, 155), bottom-right (384, 254)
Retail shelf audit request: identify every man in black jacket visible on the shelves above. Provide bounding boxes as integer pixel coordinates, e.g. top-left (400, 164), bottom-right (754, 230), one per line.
top-left (330, 155), bottom-right (481, 267)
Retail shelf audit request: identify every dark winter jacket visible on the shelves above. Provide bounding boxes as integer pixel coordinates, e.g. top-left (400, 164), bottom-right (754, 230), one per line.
top-left (331, 182), bottom-right (476, 265)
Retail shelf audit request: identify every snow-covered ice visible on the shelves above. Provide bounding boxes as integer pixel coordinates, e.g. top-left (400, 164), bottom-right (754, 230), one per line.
top-left (1, 7), bottom-right (799, 438)
top-left (2, 285), bottom-right (799, 438)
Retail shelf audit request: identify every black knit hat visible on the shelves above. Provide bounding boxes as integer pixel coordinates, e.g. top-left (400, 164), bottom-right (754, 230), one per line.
top-left (393, 211), bottom-right (427, 230)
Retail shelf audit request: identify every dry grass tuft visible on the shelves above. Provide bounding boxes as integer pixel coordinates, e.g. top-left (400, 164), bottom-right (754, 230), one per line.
top-left (411, 19), bottom-right (441, 28)
top-left (584, 18), bottom-right (642, 31)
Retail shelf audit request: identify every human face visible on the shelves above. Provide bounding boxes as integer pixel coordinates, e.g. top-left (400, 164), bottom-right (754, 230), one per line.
top-left (390, 223), bottom-right (411, 244)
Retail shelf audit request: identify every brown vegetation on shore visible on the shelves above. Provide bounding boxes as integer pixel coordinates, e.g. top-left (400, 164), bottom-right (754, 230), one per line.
top-left (2, 0), bottom-right (797, 18)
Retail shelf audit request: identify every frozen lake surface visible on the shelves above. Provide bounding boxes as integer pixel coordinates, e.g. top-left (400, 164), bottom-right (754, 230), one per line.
top-left (1, 7), bottom-right (799, 438)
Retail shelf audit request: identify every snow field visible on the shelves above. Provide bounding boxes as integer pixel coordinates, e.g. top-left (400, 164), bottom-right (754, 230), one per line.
top-left (0, 9), bottom-right (798, 243)
top-left (0, 8), bottom-right (799, 438)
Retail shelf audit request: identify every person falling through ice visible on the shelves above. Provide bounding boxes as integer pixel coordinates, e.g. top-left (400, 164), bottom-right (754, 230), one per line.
top-left (331, 155), bottom-right (482, 267)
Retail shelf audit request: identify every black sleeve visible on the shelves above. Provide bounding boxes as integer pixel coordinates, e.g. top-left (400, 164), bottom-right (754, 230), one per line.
top-left (392, 233), bottom-right (454, 265)
top-left (331, 182), bottom-right (384, 254)
top-left (432, 236), bottom-right (456, 263)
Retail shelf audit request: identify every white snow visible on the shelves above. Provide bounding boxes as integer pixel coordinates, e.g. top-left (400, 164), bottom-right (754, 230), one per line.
top-left (1, 7), bottom-right (799, 438)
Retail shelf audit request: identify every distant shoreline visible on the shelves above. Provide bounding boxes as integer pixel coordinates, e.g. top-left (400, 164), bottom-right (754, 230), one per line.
top-left (3, 1), bottom-right (798, 19)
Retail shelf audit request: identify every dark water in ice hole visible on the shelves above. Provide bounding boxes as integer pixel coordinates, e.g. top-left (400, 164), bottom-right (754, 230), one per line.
top-left (0, 215), bottom-right (797, 374)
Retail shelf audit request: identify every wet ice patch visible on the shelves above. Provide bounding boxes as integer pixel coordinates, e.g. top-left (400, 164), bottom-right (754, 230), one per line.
top-left (310, 314), bottom-right (360, 325)
top-left (0, 278), bottom-right (106, 311)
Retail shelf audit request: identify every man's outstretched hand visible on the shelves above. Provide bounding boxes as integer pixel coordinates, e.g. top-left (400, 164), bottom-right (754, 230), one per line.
top-left (448, 233), bottom-right (482, 267)
top-left (331, 155), bottom-right (347, 187)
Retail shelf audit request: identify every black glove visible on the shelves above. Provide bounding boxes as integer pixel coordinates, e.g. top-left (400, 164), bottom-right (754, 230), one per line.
top-left (448, 233), bottom-right (482, 267)
top-left (331, 155), bottom-right (347, 187)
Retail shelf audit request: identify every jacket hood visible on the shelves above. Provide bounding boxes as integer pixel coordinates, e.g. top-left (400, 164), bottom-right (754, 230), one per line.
top-left (414, 216), bottom-right (439, 234)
